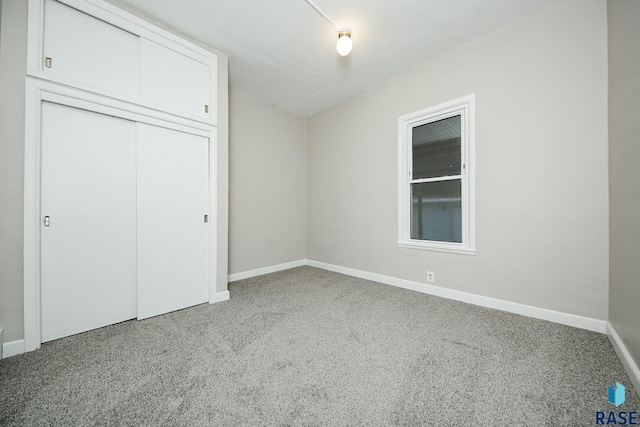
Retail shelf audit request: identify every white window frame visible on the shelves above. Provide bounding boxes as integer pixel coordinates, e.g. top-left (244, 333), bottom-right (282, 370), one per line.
top-left (398, 94), bottom-right (476, 255)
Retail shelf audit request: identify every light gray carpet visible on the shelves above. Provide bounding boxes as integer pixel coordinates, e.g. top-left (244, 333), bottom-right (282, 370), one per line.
top-left (1, 266), bottom-right (638, 426)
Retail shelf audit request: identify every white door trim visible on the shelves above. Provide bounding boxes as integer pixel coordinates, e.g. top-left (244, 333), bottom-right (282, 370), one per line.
top-left (24, 78), bottom-right (218, 351)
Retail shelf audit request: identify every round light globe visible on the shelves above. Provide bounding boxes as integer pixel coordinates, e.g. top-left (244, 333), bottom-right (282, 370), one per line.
top-left (336, 30), bottom-right (352, 56)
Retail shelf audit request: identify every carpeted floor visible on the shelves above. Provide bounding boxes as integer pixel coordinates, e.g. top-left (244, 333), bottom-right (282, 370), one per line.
top-left (1, 266), bottom-right (638, 426)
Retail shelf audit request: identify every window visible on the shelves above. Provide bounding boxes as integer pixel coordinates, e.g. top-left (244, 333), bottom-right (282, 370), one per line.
top-left (398, 94), bottom-right (475, 254)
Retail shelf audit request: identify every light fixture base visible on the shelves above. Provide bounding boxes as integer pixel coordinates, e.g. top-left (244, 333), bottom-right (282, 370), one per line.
top-left (337, 28), bottom-right (351, 39)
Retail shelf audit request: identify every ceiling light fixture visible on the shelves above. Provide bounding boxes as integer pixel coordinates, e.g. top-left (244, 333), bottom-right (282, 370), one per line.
top-left (303, 0), bottom-right (352, 56)
top-left (336, 28), bottom-right (352, 56)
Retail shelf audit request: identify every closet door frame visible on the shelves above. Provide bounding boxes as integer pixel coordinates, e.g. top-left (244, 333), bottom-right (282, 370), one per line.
top-left (23, 78), bottom-right (223, 352)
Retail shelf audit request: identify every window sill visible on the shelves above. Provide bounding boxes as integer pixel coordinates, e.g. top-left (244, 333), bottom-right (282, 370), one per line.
top-left (398, 241), bottom-right (476, 256)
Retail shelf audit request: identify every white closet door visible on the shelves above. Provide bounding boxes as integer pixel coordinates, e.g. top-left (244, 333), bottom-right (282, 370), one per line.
top-left (40, 102), bottom-right (137, 342)
top-left (136, 123), bottom-right (210, 319)
top-left (43, 0), bottom-right (139, 97)
top-left (139, 38), bottom-right (210, 119)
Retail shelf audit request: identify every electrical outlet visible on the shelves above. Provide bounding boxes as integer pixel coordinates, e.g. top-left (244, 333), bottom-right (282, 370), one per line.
top-left (427, 271), bottom-right (435, 283)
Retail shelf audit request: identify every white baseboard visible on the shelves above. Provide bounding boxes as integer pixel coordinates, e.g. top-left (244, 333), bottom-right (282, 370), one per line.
top-left (607, 322), bottom-right (640, 399)
top-left (0, 261), bottom-right (617, 363)
top-left (2, 339), bottom-right (25, 359)
top-left (306, 260), bottom-right (606, 334)
top-left (210, 290), bottom-right (230, 303)
top-left (228, 259), bottom-right (307, 282)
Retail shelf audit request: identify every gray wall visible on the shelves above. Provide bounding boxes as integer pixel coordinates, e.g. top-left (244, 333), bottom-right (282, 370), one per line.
top-left (306, 0), bottom-right (609, 320)
top-left (0, 0), bottom-right (617, 345)
top-left (0, 0), bottom-right (28, 343)
top-left (228, 88), bottom-right (306, 274)
top-left (608, 0), bottom-right (640, 375)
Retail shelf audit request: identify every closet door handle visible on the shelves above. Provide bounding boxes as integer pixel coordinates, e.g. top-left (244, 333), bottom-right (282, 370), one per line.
top-left (44, 216), bottom-right (51, 227)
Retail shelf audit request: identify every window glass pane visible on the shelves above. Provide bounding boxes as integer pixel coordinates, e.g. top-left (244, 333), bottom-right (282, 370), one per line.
top-left (412, 115), bottom-right (461, 180)
top-left (411, 180), bottom-right (462, 243)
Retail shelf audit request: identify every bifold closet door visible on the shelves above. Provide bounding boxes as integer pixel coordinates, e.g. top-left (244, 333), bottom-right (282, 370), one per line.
top-left (136, 124), bottom-right (210, 319)
top-left (40, 102), bottom-right (137, 342)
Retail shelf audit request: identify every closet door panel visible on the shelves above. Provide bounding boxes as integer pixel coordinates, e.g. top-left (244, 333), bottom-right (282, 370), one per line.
top-left (140, 38), bottom-right (210, 119)
top-left (136, 123), bottom-right (210, 319)
top-left (40, 102), bottom-right (137, 342)
top-left (43, 0), bottom-right (140, 97)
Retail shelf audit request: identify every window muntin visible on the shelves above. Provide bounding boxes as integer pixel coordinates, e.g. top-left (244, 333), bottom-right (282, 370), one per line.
top-left (398, 95), bottom-right (475, 254)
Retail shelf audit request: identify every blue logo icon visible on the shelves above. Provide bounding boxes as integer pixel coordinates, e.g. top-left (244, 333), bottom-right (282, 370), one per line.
top-left (608, 382), bottom-right (626, 407)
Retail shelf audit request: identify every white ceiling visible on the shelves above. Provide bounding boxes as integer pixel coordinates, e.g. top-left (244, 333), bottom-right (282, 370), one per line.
top-left (105, 0), bottom-right (565, 118)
